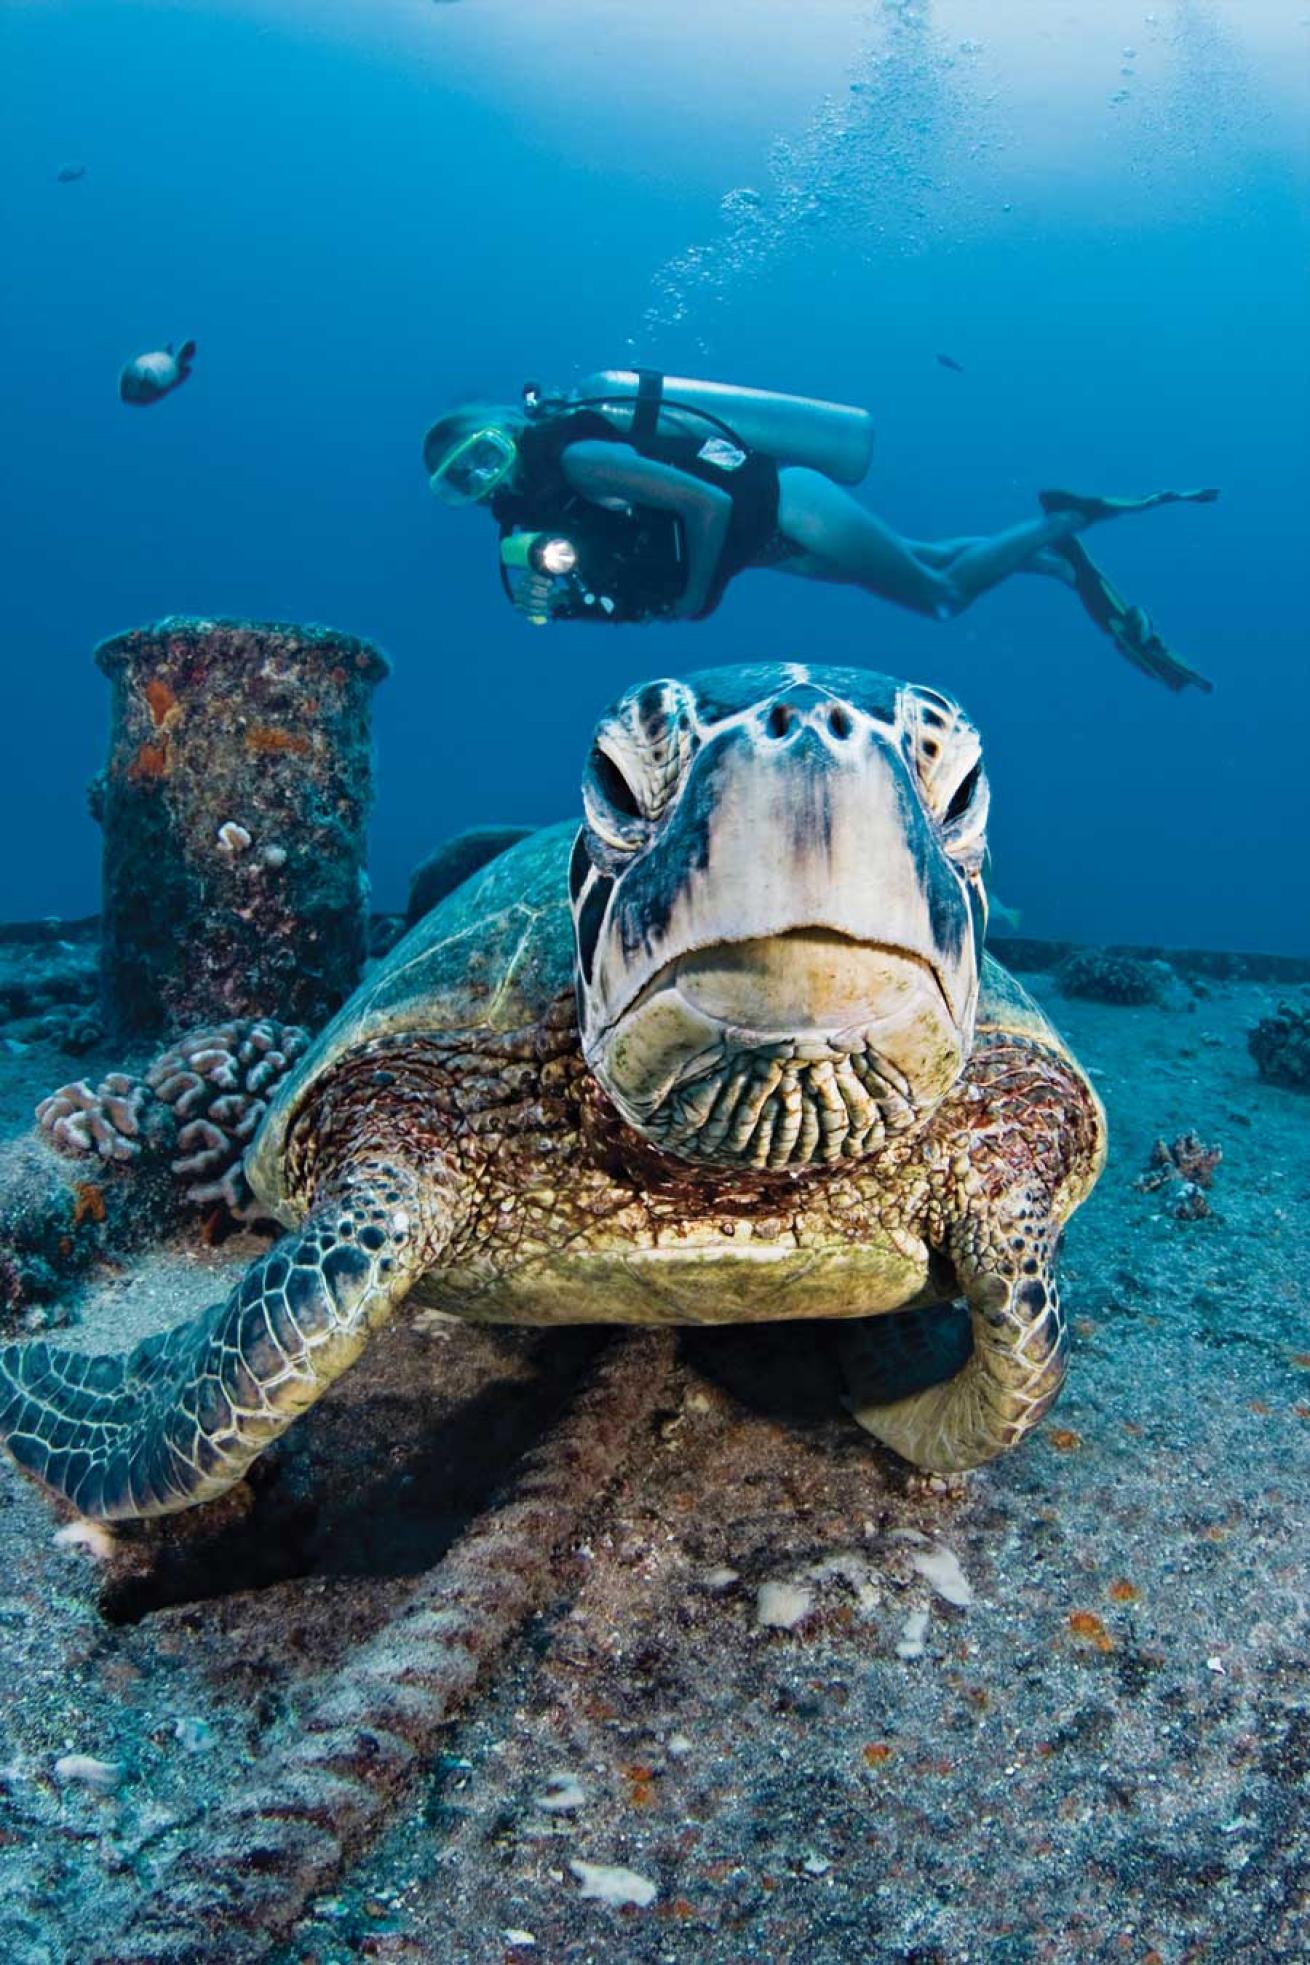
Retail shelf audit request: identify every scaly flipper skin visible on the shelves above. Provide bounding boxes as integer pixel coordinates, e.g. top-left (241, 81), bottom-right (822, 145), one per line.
top-left (843, 1031), bottom-right (1098, 1471)
top-left (847, 1187), bottom-right (1067, 1472)
top-left (0, 1160), bottom-right (443, 1521)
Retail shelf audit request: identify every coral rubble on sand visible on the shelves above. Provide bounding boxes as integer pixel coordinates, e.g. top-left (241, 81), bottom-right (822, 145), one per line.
top-left (1248, 997), bottom-right (1310, 1090)
top-left (0, 928), bottom-right (98, 1054)
top-left (1134, 1130), bottom-right (1223, 1220)
top-left (1056, 948), bottom-right (1171, 1004)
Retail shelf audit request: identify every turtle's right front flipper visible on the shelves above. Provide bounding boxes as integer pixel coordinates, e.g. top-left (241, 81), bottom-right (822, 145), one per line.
top-left (0, 1161), bottom-right (445, 1522)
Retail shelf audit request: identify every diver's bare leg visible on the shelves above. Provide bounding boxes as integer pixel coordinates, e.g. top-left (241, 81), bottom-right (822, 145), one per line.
top-left (908, 538), bottom-right (1077, 587)
top-left (775, 468), bottom-right (1082, 619)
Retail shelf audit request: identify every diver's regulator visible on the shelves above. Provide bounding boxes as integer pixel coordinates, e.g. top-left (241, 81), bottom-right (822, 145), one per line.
top-left (500, 529), bottom-right (617, 625)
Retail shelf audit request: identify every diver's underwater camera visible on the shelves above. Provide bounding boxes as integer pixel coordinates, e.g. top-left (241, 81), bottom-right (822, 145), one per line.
top-left (500, 529), bottom-right (605, 625)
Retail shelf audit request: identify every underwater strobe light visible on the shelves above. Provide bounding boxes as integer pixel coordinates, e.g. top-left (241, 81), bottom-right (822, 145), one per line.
top-left (532, 536), bottom-right (579, 577)
top-left (500, 529), bottom-right (585, 625)
top-left (500, 530), bottom-right (579, 579)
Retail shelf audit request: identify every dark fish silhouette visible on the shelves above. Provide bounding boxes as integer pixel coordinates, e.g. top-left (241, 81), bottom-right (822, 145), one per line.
top-left (56, 164), bottom-right (87, 184)
top-left (936, 352), bottom-right (966, 373)
top-left (119, 341), bottom-right (197, 406)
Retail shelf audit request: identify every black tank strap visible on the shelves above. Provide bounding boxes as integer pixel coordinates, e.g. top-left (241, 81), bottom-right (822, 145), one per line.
top-left (630, 369), bottom-right (665, 452)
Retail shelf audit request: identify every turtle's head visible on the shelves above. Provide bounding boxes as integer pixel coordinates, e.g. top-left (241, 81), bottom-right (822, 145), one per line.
top-left (570, 664), bottom-right (989, 1170)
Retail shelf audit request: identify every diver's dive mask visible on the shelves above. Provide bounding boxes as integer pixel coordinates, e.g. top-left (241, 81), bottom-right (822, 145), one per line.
top-left (427, 427), bottom-right (519, 506)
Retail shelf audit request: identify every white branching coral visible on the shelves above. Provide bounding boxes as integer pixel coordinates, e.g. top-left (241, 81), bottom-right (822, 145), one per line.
top-left (35, 1018), bottom-right (309, 1216)
top-left (146, 1018), bottom-right (310, 1213)
top-left (36, 1073), bottom-right (148, 1162)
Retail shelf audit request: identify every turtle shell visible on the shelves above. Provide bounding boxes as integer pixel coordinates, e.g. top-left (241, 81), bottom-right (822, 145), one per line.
top-left (975, 950), bottom-right (1081, 1065)
top-left (246, 821), bottom-right (575, 1213)
top-left (247, 817), bottom-right (1079, 1216)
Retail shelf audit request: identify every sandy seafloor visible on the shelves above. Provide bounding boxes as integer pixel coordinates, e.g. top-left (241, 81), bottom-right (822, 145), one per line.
top-left (0, 966), bottom-right (1306, 1965)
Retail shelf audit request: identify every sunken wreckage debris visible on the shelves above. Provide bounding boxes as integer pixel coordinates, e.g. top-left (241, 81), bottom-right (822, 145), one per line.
top-left (0, 1131), bottom-right (179, 1329)
top-left (92, 616), bottom-right (389, 1039)
top-left (0, 617), bottom-right (386, 1325)
top-left (94, 1331), bottom-right (675, 1964)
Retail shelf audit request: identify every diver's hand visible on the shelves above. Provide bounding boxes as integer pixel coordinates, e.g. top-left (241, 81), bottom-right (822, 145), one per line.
top-left (514, 572), bottom-right (559, 622)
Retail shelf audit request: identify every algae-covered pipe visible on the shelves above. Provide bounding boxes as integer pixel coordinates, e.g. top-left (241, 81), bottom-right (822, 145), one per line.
top-left (92, 616), bottom-right (389, 1037)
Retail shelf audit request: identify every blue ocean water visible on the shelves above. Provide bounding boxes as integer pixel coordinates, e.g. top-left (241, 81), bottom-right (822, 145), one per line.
top-left (1, 0), bottom-right (1306, 953)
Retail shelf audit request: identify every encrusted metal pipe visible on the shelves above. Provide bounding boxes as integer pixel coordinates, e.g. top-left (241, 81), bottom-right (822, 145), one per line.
top-left (92, 617), bottom-right (389, 1036)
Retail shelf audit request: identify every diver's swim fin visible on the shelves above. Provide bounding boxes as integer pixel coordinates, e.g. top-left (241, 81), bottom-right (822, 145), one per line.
top-left (1038, 485), bottom-right (1219, 522)
top-left (1052, 536), bottom-right (1214, 694)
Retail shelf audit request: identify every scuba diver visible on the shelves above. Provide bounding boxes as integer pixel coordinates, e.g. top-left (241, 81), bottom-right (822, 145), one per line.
top-left (423, 370), bottom-right (1218, 691)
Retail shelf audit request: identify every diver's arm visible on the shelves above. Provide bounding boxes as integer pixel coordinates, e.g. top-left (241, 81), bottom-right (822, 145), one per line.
top-left (559, 441), bottom-right (732, 619)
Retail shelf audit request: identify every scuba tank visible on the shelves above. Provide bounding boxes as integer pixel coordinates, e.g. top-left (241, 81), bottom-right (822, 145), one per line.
top-left (565, 369), bottom-right (875, 486)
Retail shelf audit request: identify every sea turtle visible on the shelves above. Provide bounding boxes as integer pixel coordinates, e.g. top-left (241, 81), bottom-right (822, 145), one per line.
top-left (0, 663), bottom-right (1105, 1522)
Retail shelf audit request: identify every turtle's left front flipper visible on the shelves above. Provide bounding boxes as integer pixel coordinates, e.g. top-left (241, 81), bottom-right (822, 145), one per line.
top-left (847, 1200), bottom-right (1068, 1472)
top-left (0, 1160), bottom-right (446, 1522)
top-left (846, 1030), bottom-right (1104, 1474)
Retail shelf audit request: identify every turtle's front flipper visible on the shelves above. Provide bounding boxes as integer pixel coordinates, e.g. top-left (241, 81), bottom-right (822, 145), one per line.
top-left (847, 1199), bottom-right (1067, 1473)
top-left (0, 1161), bottom-right (444, 1521)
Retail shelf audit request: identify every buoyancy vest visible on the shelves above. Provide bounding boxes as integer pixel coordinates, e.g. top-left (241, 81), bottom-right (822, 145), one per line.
top-left (492, 375), bottom-right (780, 622)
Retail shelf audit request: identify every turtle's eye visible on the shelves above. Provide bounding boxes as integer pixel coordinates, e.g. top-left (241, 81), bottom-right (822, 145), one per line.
top-left (590, 745), bottom-right (642, 821)
top-left (583, 740), bottom-right (650, 856)
top-left (937, 756), bottom-right (990, 872)
top-left (902, 684), bottom-right (975, 813)
top-left (899, 685), bottom-right (987, 862)
top-left (582, 683), bottom-right (698, 863)
top-left (944, 762), bottom-right (982, 826)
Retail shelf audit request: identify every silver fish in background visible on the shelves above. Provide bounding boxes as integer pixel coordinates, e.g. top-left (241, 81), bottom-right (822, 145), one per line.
top-left (55, 163), bottom-right (87, 184)
top-left (119, 340), bottom-right (197, 406)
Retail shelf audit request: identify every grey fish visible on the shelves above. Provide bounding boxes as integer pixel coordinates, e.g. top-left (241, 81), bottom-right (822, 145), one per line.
top-left (56, 164), bottom-right (87, 184)
top-left (119, 340), bottom-right (197, 406)
top-left (936, 352), bottom-right (966, 373)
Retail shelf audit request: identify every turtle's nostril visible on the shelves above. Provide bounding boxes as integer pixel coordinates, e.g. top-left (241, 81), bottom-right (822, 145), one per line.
top-left (766, 699), bottom-right (854, 743)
